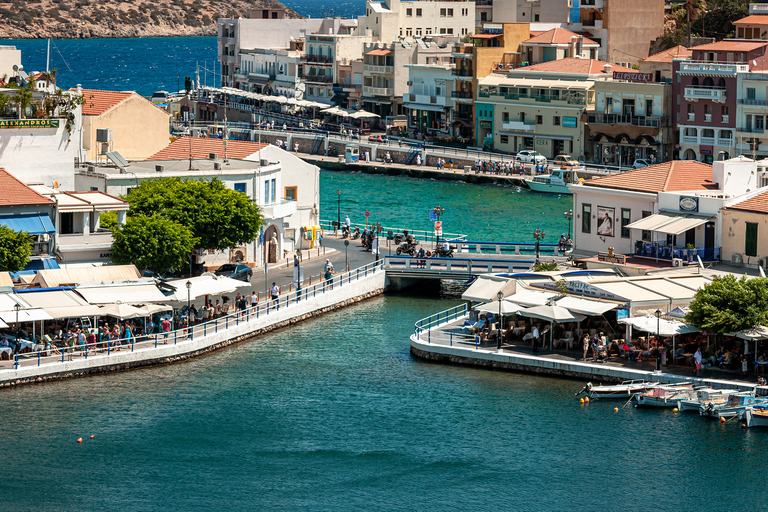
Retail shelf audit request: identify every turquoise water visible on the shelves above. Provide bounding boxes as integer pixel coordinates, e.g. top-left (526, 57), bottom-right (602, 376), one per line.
top-left (1, 293), bottom-right (763, 511)
top-left (320, 170), bottom-right (573, 241)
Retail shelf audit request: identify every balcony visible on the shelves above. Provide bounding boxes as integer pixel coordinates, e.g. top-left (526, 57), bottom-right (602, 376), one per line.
top-left (701, 136), bottom-right (716, 145)
top-left (682, 135), bottom-right (698, 144)
top-left (363, 64), bottom-right (394, 75)
top-left (405, 93), bottom-right (446, 107)
top-left (704, 113), bottom-right (712, 122)
top-left (502, 120), bottom-right (535, 132)
top-left (580, 0), bottom-right (603, 6)
top-left (679, 61), bottom-right (749, 76)
top-left (687, 112), bottom-right (695, 121)
top-left (451, 69), bottom-right (473, 79)
top-left (587, 113), bottom-right (666, 128)
top-left (739, 98), bottom-right (768, 106)
top-left (304, 55), bottom-right (333, 64)
top-left (581, 19), bottom-right (603, 29)
top-left (717, 137), bottom-right (733, 145)
top-left (262, 199), bottom-right (297, 220)
top-left (684, 87), bottom-right (727, 103)
top-left (363, 86), bottom-right (393, 97)
top-left (740, 127), bottom-right (765, 134)
top-left (302, 75), bottom-right (334, 84)
top-left (58, 231), bottom-right (114, 249)
top-left (722, 114), bottom-right (730, 123)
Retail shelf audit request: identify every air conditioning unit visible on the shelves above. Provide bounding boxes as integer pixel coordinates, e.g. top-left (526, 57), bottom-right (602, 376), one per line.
top-left (209, 152), bottom-right (218, 160)
top-left (96, 128), bottom-right (113, 143)
top-left (260, 159), bottom-right (269, 166)
top-left (406, 81), bottom-right (413, 86)
top-left (672, 258), bottom-right (683, 267)
top-left (214, 162), bottom-right (221, 170)
top-left (155, 165), bottom-right (164, 172)
top-left (732, 253), bottom-right (743, 264)
top-left (87, 165), bottom-right (95, 173)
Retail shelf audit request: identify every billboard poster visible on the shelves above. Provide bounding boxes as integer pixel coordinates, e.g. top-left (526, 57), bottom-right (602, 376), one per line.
top-left (597, 206), bottom-right (615, 237)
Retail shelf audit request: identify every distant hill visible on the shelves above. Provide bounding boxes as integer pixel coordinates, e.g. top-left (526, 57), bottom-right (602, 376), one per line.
top-left (0, 0), bottom-right (303, 39)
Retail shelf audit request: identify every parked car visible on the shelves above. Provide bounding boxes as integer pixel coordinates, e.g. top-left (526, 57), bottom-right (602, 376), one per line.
top-left (515, 150), bottom-right (547, 165)
top-left (632, 159), bottom-right (651, 169)
top-left (214, 263), bottom-right (253, 282)
top-left (553, 154), bottom-right (580, 168)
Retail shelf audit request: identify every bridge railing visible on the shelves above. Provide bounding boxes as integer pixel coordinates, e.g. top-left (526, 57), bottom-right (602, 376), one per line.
top-left (319, 220), bottom-right (468, 245)
top-left (384, 255), bottom-right (536, 273)
top-left (449, 240), bottom-right (561, 256)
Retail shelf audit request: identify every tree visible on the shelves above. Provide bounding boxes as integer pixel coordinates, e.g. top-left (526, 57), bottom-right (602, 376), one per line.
top-left (533, 261), bottom-right (558, 272)
top-left (126, 177), bottom-right (263, 251)
top-left (685, 275), bottom-right (768, 334)
top-left (111, 215), bottom-right (198, 273)
top-left (99, 210), bottom-right (118, 232)
top-left (0, 225), bottom-right (32, 272)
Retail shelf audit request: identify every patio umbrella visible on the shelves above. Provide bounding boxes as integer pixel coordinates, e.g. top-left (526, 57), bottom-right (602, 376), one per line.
top-left (618, 315), bottom-right (698, 336)
top-left (475, 300), bottom-right (523, 315)
top-left (99, 303), bottom-right (149, 320)
top-left (350, 109), bottom-right (380, 119)
top-left (139, 304), bottom-right (173, 315)
top-left (517, 305), bottom-right (586, 351)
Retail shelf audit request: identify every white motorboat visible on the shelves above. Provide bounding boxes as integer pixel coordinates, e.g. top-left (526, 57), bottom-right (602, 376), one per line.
top-left (742, 406), bottom-right (768, 427)
top-left (525, 168), bottom-right (581, 195)
top-left (633, 383), bottom-right (696, 407)
top-left (700, 392), bottom-right (768, 418)
top-left (676, 388), bottom-right (738, 413)
top-left (579, 380), bottom-right (659, 399)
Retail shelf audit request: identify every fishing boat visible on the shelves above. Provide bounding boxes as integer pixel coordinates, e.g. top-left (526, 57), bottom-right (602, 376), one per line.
top-left (578, 380), bottom-right (659, 399)
top-left (633, 383), bottom-right (696, 407)
top-left (676, 388), bottom-right (738, 413)
top-left (742, 406), bottom-right (768, 427)
top-left (700, 392), bottom-right (768, 419)
top-left (524, 168), bottom-right (581, 195)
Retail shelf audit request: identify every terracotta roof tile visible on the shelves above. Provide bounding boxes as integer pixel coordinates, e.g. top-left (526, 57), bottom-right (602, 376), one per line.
top-left (518, 58), bottom-right (635, 75)
top-left (726, 189), bottom-right (768, 214)
top-left (690, 40), bottom-right (768, 52)
top-left (523, 28), bottom-right (599, 46)
top-left (639, 45), bottom-right (692, 63)
top-left (529, 31), bottom-right (544, 38)
top-left (75, 89), bottom-right (134, 116)
top-left (733, 14), bottom-right (768, 25)
top-left (0, 169), bottom-right (54, 206)
top-left (582, 161), bottom-right (716, 194)
top-left (147, 137), bottom-right (268, 161)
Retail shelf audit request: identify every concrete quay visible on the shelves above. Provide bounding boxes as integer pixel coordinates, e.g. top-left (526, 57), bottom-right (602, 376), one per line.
top-left (0, 263), bottom-right (386, 388)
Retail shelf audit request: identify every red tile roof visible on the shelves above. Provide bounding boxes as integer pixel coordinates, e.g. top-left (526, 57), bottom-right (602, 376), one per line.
top-left (523, 28), bottom-right (599, 46)
top-left (726, 189), bottom-right (768, 214)
top-left (518, 58), bottom-right (635, 75)
top-left (76, 89), bottom-right (134, 116)
top-left (582, 161), bottom-right (717, 194)
top-left (366, 49), bottom-right (392, 56)
top-left (529, 31), bottom-right (545, 38)
top-left (690, 40), bottom-right (768, 52)
top-left (147, 137), bottom-right (268, 161)
top-left (0, 169), bottom-right (54, 206)
top-left (733, 14), bottom-right (768, 25)
top-left (640, 45), bottom-right (692, 63)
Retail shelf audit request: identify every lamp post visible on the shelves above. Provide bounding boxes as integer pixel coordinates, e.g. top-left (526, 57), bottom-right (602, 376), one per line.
top-left (655, 308), bottom-right (662, 372)
top-left (337, 189), bottom-right (341, 237)
top-left (14, 302), bottom-right (21, 344)
top-left (186, 280), bottom-right (192, 327)
top-left (496, 291), bottom-right (504, 351)
top-left (533, 228), bottom-right (546, 260)
top-left (432, 205), bottom-right (445, 246)
top-left (564, 209), bottom-right (573, 240)
top-left (344, 239), bottom-right (349, 270)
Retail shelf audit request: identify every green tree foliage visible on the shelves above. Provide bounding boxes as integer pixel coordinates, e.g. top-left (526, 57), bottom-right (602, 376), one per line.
top-left (533, 261), bottom-right (559, 272)
top-left (685, 275), bottom-right (768, 334)
top-left (0, 225), bottom-right (32, 272)
top-left (125, 177), bottom-right (263, 251)
top-left (111, 215), bottom-right (198, 273)
top-left (99, 210), bottom-right (118, 232)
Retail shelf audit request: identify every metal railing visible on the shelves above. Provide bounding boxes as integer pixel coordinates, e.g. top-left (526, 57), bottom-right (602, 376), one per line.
top-left (452, 241), bottom-right (560, 256)
top-left (413, 303), bottom-right (474, 346)
top-left (318, 220), bottom-right (468, 244)
top-left (0, 260), bottom-right (384, 373)
top-left (384, 255), bottom-right (538, 274)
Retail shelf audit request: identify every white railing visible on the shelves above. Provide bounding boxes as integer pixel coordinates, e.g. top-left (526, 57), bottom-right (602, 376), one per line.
top-left (701, 137), bottom-right (716, 145)
top-left (363, 64), bottom-right (393, 74)
top-left (684, 87), bottom-right (727, 101)
top-left (704, 114), bottom-right (712, 122)
top-left (363, 86), bottom-right (393, 96)
top-left (682, 136), bottom-right (698, 144)
top-left (679, 62), bottom-right (749, 75)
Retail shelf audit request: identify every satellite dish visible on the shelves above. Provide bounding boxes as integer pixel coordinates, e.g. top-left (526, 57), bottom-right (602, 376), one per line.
top-left (52, 180), bottom-right (59, 189)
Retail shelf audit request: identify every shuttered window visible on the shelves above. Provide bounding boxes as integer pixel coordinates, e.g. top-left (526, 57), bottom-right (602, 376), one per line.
top-left (745, 222), bottom-right (758, 257)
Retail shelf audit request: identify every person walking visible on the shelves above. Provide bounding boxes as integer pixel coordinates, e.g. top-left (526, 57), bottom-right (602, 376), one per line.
top-left (251, 291), bottom-right (259, 310)
top-left (592, 333), bottom-right (600, 362)
top-left (161, 316), bottom-right (171, 344)
top-left (532, 325), bottom-right (539, 353)
top-left (694, 347), bottom-right (703, 376)
top-left (270, 282), bottom-right (280, 301)
top-left (582, 333), bottom-right (590, 361)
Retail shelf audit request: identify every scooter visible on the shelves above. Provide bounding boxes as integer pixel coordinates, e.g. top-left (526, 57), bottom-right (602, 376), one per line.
top-left (436, 245), bottom-right (454, 258)
top-left (396, 241), bottom-right (417, 256)
top-left (341, 225), bottom-right (350, 238)
top-left (351, 226), bottom-right (361, 240)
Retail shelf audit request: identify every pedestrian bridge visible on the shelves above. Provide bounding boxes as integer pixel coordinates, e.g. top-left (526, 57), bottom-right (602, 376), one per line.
top-left (382, 255), bottom-right (540, 287)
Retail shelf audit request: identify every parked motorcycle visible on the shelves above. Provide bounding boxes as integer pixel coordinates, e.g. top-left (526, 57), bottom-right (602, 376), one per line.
top-left (351, 226), bottom-right (361, 240)
top-left (435, 245), bottom-right (454, 258)
top-left (341, 225), bottom-right (351, 238)
top-left (396, 241), bottom-right (417, 256)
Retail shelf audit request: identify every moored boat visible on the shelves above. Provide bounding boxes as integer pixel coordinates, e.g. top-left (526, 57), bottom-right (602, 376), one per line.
top-left (742, 406), bottom-right (768, 427)
top-left (700, 392), bottom-right (768, 418)
top-left (633, 383), bottom-right (696, 407)
top-left (677, 388), bottom-right (738, 413)
top-left (578, 380), bottom-right (659, 399)
top-left (524, 168), bottom-right (580, 195)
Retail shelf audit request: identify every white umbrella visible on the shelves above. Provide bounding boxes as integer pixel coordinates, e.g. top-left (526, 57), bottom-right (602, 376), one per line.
top-left (475, 300), bottom-right (523, 315)
top-left (99, 303), bottom-right (149, 320)
top-left (618, 315), bottom-right (698, 336)
top-left (518, 305), bottom-right (586, 351)
top-left (139, 304), bottom-right (173, 315)
top-left (350, 109), bottom-right (380, 119)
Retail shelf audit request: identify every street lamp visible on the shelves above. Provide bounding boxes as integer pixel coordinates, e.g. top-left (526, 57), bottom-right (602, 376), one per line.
top-left (432, 205), bottom-right (445, 246)
top-left (13, 302), bottom-right (21, 343)
top-left (344, 239), bottom-right (349, 270)
top-left (564, 209), bottom-right (573, 240)
top-left (496, 291), bottom-right (504, 351)
top-left (655, 308), bottom-right (662, 372)
top-left (533, 228), bottom-right (546, 260)
top-left (337, 189), bottom-right (341, 237)
top-left (186, 280), bottom-right (192, 326)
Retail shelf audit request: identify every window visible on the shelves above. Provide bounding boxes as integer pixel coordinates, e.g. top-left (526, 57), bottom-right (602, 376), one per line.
top-left (641, 210), bottom-right (652, 241)
top-left (502, 111), bottom-right (509, 121)
top-left (234, 183), bottom-right (247, 194)
top-left (536, 115), bottom-right (542, 125)
top-left (748, 87), bottom-right (756, 100)
top-left (416, 28), bottom-right (422, 36)
top-left (271, 179), bottom-right (276, 203)
top-left (746, 222), bottom-right (758, 257)
top-left (447, 8), bottom-right (453, 16)
top-left (534, 14), bottom-right (539, 22)
top-left (500, 135), bottom-right (509, 144)
top-left (406, 8), bottom-right (412, 16)
top-left (285, 186), bottom-right (297, 201)
top-left (440, 8), bottom-right (446, 16)
top-left (264, 181), bottom-right (270, 203)
top-left (757, 116), bottom-right (765, 131)
top-left (553, 116), bottom-right (560, 126)
top-left (425, 27), bottom-right (432, 35)
top-left (621, 209), bottom-right (631, 238)
top-left (406, 27), bottom-right (412, 36)
top-left (416, 8), bottom-right (422, 16)
top-left (582, 204), bottom-right (591, 233)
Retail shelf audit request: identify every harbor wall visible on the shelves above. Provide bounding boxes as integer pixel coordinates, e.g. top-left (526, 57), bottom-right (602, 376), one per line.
top-left (0, 272), bottom-right (386, 388)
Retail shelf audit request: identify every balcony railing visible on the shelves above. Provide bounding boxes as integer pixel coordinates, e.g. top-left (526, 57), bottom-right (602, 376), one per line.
top-left (717, 138), bottom-right (733, 145)
top-left (581, 19), bottom-right (603, 29)
top-left (679, 62), bottom-right (749, 75)
top-left (688, 113), bottom-right (695, 121)
top-left (704, 113), bottom-right (712, 122)
top-left (722, 115), bottom-right (730, 122)
top-left (452, 69), bottom-right (473, 77)
top-left (364, 64), bottom-right (394, 74)
top-left (451, 91), bottom-right (473, 99)
top-left (700, 136), bottom-right (716, 145)
top-left (302, 75), bottom-right (334, 83)
top-left (304, 55), bottom-right (333, 64)
top-left (363, 86), bottom-right (393, 96)
top-left (681, 136), bottom-right (698, 144)
top-left (739, 98), bottom-right (768, 106)
top-left (740, 127), bottom-right (765, 134)
top-left (634, 242), bottom-right (720, 262)
top-left (684, 87), bottom-right (727, 101)
top-left (587, 113), bottom-right (666, 127)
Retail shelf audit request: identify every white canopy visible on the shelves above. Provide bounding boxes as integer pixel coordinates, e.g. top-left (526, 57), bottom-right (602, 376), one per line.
top-left (0, 318), bottom-right (8, 328)
top-left (555, 296), bottom-right (617, 316)
top-left (349, 109), bottom-right (380, 119)
top-left (139, 304), bottom-right (173, 315)
top-left (0, 308), bottom-right (53, 323)
top-left (474, 299), bottom-right (524, 315)
top-left (728, 325), bottom-right (768, 341)
top-left (618, 314), bottom-right (699, 336)
top-left (98, 303), bottom-right (149, 320)
top-left (625, 213), bottom-right (712, 235)
top-left (16, 289), bottom-right (102, 319)
top-left (461, 275), bottom-right (517, 302)
top-left (505, 288), bottom-right (558, 307)
top-left (165, 275), bottom-right (250, 301)
top-left (517, 305), bottom-right (586, 323)
top-left (76, 282), bottom-right (169, 304)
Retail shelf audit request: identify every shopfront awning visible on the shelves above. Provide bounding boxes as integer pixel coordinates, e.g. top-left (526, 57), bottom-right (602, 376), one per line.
top-left (555, 296), bottom-right (618, 316)
top-left (164, 275), bottom-right (251, 302)
top-left (625, 213), bottom-right (678, 232)
top-left (625, 213), bottom-right (712, 235)
top-left (653, 216), bottom-right (711, 236)
top-left (505, 288), bottom-right (558, 307)
top-left (461, 275), bottom-right (517, 302)
top-left (15, 289), bottom-right (103, 319)
top-left (0, 308), bottom-right (53, 323)
top-left (404, 103), bottom-right (445, 113)
top-left (0, 213), bottom-right (55, 235)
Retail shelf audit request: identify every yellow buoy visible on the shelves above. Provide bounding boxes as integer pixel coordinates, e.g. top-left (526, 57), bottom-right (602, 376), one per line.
top-left (579, 398), bottom-right (584, 404)
top-left (634, 405), bottom-right (638, 408)
top-left (673, 408), bottom-right (679, 413)
top-left (720, 417), bottom-right (726, 423)
top-left (614, 407), bottom-right (619, 412)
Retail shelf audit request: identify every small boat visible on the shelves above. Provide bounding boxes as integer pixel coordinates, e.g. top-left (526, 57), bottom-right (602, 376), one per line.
top-left (578, 380), bottom-right (659, 399)
top-left (633, 383), bottom-right (696, 407)
top-left (676, 388), bottom-right (738, 413)
top-left (524, 168), bottom-right (581, 195)
top-left (742, 406), bottom-right (768, 427)
top-left (700, 392), bottom-right (768, 418)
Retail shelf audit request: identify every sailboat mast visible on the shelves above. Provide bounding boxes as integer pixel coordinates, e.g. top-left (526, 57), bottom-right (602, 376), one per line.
top-left (46, 39), bottom-right (50, 73)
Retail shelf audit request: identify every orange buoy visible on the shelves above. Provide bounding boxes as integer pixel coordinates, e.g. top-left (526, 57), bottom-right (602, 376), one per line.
top-left (584, 397), bottom-right (590, 403)
top-left (90, 435), bottom-right (95, 439)
top-left (77, 438), bottom-right (83, 443)
top-left (742, 423), bottom-right (747, 429)
top-left (720, 417), bottom-right (726, 423)
top-left (614, 407), bottom-right (619, 412)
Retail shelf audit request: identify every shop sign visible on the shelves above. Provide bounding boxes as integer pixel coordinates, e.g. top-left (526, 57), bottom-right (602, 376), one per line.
top-left (562, 117), bottom-right (577, 128)
top-left (679, 196), bottom-right (699, 212)
top-left (612, 71), bottom-right (653, 82)
top-left (0, 119), bottom-right (59, 129)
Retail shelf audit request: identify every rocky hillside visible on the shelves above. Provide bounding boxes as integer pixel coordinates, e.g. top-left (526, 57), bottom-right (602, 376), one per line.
top-left (0, 0), bottom-right (303, 39)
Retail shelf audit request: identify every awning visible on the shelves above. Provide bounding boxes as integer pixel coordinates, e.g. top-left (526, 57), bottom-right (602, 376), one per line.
top-left (164, 275), bottom-right (251, 302)
top-left (0, 308), bottom-right (53, 323)
top-left (625, 213), bottom-right (712, 235)
top-left (474, 299), bottom-right (524, 315)
top-left (555, 296), bottom-right (618, 316)
top-left (472, 33), bottom-right (502, 39)
top-left (505, 288), bottom-right (558, 307)
top-left (98, 303), bottom-right (149, 320)
top-left (728, 326), bottom-right (768, 341)
top-left (75, 283), bottom-right (169, 304)
top-left (0, 213), bottom-right (55, 235)
top-left (404, 103), bottom-right (445, 113)
top-left (625, 213), bottom-right (678, 232)
top-left (618, 315), bottom-right (699, 336)
top-left (517, 305), bottom-right (586, 323)
top-left (15, 289), bottom-right (103, 319)
top-left (461, 275), bottom-right (517, 302)
top-left (654, 216), bottom-right (710, 235)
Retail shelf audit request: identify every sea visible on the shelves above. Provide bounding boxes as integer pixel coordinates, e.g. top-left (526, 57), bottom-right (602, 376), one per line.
top-left (0, 35), bottom-right (764, 511)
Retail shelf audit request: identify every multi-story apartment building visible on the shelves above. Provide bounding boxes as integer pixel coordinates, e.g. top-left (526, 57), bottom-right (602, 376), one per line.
top-left (673, 40), bottom-right (768, 163)
top-left (357, 0), bottom-right (476, 41)
top-left (476, 58), bottom-right (631, 157)
top-left (491, 0), bottom-right (570, 24)
top-left (587, 77), bottom-right (673, 166)
top-left (236, 48), bottom-right (302, 97)
top-left (361, 41), bottom-right (415, 119)
top-left (735, 71), bottom-right (768, 160)
top-left (301, 33), bottom-right (371, 105)
top-left (335, 60), bottom-right (364, 109)
top-left (520, 27), bottom-right (599, 64)
top-left (734, 3), bottom-right (768, 40)
top-left (403, 40), bottom-right (457, 138)
top-left (637, 45), bottom-right (692, 82)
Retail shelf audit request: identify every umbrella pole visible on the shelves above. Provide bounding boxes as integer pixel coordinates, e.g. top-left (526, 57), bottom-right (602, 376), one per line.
top-left (550, 321), bottom-right (553, 351)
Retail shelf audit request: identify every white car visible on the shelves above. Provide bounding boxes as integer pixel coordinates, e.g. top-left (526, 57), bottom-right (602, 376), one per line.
top-left (632, 159), bottom-right (651, 169)
top-left (515, 150), bottom-right (547, 165)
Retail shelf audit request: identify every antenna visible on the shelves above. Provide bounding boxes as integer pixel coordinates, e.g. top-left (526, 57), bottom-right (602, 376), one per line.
top-left (760, 266), bottom-right (766, 278)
